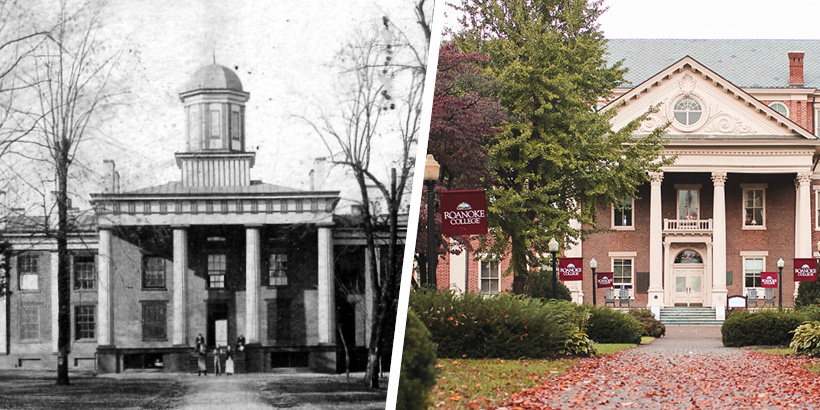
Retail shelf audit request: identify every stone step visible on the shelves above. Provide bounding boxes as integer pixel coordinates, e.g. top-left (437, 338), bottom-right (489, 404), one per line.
top-left (659, 307), bottom-right (723, 326)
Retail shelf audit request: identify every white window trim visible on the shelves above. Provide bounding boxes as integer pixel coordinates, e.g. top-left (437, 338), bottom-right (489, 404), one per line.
top-left (675, 185), bottom-right (701, 221)
top-left (769, 102), bottom-right (789, 117)
top-left (815, 188), bottom-right (820, 231)
top-left (741, 184), bottom-right (767, 230)
top-left (742, 254), bottom-right (767, 298)
top-left (478, 258), bottom-right (502, 295)
top-left (611, 257), bottom-right (635, 299)
top-left (611, 197), bottom-right (635, 231)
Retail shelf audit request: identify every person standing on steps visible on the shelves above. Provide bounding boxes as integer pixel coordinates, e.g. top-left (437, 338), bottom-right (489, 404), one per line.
top-left (213, 344), bottom-right (223, 376)
top-left (225, 345), bottom-right (234, 376)
top-left (237, 334), bottom-right (245, 351)
top-left (197, 342), bottom-right (207, 376)
top-left (195, 333), bottom-right (204, 347)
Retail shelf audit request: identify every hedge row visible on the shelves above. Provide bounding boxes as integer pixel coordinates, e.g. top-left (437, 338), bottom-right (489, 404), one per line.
top-left (722, 309), bottom-right (809, 347)
top-left (586, 305), bottom-right (643, 344)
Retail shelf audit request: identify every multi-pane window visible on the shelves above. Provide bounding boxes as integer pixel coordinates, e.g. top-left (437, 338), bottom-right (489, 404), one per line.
top-left (744, 257), bottom-right (764, 288)
top-left (142, 302), bottom-right (167, 341)
top-left (743, 189), bottom-right (765, 227)
top-left (613, 196), bottom-right (633, 227)
top-left (673, 97), bottom-right (702, 126)
top-left (20, 306), bottom-right (39, 340)
top-left (230, 108), bottom-right (241, 150)
top-left (769, 102), bottom-right (788, 117)
top-left (75, 306), bottom-right (95, 340)
top-left (269, 253), bottom-right (288, 286)
top-left (209, 108), bottom-right (222, 149)
top-left (142, 256), bottom-right (166, 289)
top-left (479, 260), bottom-right (500, 295)
top-left (18, 254), bottom-right (39, 291)
top-left (208, 254), bottom-right (226, 289)
top-left (73, 255), bottom-right (95, 290)
top-left (678, 189), bottom-right (699, 220)
top-left (613, 259), bottom-right (633, 292)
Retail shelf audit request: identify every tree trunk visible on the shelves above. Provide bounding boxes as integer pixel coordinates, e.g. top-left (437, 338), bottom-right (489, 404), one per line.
top-left (510, 232), bottom-right (530, 295)
top-left (56, 140), bottom-right (70, 385)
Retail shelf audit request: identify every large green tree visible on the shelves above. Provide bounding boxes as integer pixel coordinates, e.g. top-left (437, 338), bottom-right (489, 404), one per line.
top-left (453, 0), bottom-right (670, 293)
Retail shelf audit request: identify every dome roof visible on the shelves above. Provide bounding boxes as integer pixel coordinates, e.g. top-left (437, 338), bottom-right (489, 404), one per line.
top-left (184, 64), bottom-right (244, 93)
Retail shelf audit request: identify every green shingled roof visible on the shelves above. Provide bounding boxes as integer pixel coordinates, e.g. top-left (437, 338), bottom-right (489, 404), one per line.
top-left (605, 39), bottom-right (820, 88)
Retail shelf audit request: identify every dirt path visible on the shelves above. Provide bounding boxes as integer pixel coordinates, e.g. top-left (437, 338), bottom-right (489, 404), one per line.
top-left (496, 326), bottom-right (820, 409)
top-left (175, 374), bottom-right (286, 410)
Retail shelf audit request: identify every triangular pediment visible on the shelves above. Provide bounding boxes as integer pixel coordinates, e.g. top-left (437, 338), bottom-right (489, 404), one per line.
top-left (603, 56), bottom-right (817, 141)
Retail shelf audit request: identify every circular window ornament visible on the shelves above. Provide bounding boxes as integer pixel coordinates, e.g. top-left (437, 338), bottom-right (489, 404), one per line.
top-left (769, 102), bottom-right (788, 117)
top-left (673, 98), bottom-right (702, 126)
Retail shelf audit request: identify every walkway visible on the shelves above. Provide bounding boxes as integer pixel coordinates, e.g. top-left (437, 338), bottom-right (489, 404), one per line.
top-left (175, 374), bottom-right (279, 410)
top-left (496, 326), bottom-right (820, 409)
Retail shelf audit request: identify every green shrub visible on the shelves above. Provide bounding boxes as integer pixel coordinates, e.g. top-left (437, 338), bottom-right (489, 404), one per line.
top-left (585, 306), bottom-right (643, 344)
top-left (799, 304), bottom-right (820, 321)
top-left (563, 329), bottom-right (596, 356)
top-left (722, 309), bottom-right (809, 347)
top-left (527, 268), bottom-right (572, 301)
top-left (409, 288), bottom-right (581, 359)
top-left (790, 321), bottom-right (820, 356)
top-left (628, 309), bottom-right (666, 338)
top-left (796, 281), bottom-right (820, 308)
top-left (397, 309), bottom-right (437, 410)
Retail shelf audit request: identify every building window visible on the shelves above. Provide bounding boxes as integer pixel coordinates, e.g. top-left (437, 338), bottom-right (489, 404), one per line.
top-left (209, 108), bottom-right (222, 149)
top-left (613, 258), bottom-right (633, 294)
top-left (73, 255), bottom-right (95, 290)
top-left (268, 253), bottom-right (288, 286)
top-left (674, 250), bottom-right (703, 264)
top-left (479, 260), bottom-right (500, 295)
top-left (816, 190), bottom-right (820, 231)
top-left (744, 257), bottom-right (764, 289)
top-left (20, 306), bottom-right (40, 341)
top-left (673, 97), bottom-right (702, 126)
top-left (142, 301), bottom-right (167, 341)
top-left (230, 108), bottom-right (241, 150)
top-left (142, 256), bottom-right (166, 289)
top-left (207, 254), bottom-right (226, 289)
top-left (612, 196), bottom-right (633, 228)
top-left (18, 254), bottom-right (39, 291)
top-left (677, 189), bottom-right (699, 220)
top-left (743, 188), bottom-right (765, 228)
top-left (769, 102), bottom-right (789, 117)
top-left (75, 306), bottom-right (95, 340)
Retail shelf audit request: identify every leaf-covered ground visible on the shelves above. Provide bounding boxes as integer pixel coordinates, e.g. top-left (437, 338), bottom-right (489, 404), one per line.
top-left (496, 344), bottom-right (820, 409)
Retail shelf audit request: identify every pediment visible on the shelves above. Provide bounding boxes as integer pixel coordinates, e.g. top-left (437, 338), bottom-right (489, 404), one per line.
top-left (604, 56), bottom-right (817, 141)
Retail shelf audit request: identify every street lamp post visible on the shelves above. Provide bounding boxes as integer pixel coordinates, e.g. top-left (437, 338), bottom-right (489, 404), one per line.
top-left (423, 154), bottom-right (440, 287)
top-left (777, 258), bottom-right (784, 310)
top-left (590, 258), bottom-right (598, 306)
top-left (549, 238), bottom-right (559, 299)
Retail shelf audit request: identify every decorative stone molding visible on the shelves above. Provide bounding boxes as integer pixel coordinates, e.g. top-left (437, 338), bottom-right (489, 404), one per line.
top-left (703, 113), bottom-right (756, 135)
top-left (711, 172), bottom-right (728, 186)
top-left (797, 171), bottom-right (813, 185)
top-left (678, 73), bottom-right (696, 96)
top-left (649, 171), bottom-right (664, 185)
top-left (664, 149), bottom-right (813, 157)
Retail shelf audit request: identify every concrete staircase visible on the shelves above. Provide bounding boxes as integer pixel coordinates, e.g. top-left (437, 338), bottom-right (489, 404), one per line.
top-left (189, 350), bottom-right (247, 374)
top-left (659, 307), bottom-right (724, 326)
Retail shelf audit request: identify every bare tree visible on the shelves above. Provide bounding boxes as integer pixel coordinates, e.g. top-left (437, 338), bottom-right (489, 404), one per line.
top-left (15, 0), bottom-right (122, 385)
top-left (305, 1), bottom-right (430, 388)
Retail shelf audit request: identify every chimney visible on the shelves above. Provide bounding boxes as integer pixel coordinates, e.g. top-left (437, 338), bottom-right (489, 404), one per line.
top-left (789, 51), bottom-right (805, 87)
top-left (103, 159), bottom-right (120, 193)
top-left (311, 157), bottom-right (327, 191)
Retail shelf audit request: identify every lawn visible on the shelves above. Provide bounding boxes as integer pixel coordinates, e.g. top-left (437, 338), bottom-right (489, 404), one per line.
top-left (0, 371), bottom-right (187, 410)
top-left (259, 374), bottom-right (388, 410)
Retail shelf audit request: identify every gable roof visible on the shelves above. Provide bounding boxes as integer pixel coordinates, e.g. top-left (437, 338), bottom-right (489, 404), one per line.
top-left (601, 55), bottom-right (818, 140)
top-left (606, 39), bottom-right (820, 88)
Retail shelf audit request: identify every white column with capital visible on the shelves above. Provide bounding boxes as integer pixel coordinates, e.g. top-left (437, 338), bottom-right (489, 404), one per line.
top-left (98, 228), bottom-right (114, 346)
top-left (711, 172), bottom-right (729, 310)
top-left (317, 226), bottom-right (335, 344)
top-left (796, 172), bottom-right (813, 298)
top-left (172, 227), bottom-right (189, 346)
top-left (648, 172), bottom-right (665, 313)
top-left (245, 227), bottom-right (261, 344)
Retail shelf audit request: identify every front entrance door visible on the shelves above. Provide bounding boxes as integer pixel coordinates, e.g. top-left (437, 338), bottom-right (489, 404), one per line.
top-left (673, 267), bottom-right (704, 306)
top-left (207, 303), bottom-right (229, 347)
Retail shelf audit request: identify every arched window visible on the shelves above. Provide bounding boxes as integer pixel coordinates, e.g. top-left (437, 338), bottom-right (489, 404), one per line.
top-left (769, 102), bottom-right (789, 117)
top-left (674, 250), bottom-right (703, 264)
top-left (673, 97), bottom-right (702, 126)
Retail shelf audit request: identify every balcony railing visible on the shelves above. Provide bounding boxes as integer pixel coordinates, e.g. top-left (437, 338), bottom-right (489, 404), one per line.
top-left (663, 218), bottom-right (713, 233)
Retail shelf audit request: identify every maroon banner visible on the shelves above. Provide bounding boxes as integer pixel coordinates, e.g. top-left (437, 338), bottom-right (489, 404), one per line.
top-left (440, 190), bottom-right (488, 236)
top-left (795, 258), bottom-right (818, 282)
top-left (761, 272), bottom-right (778, 288)
top-left (558, 257), bottom-right (583, 281)
top-left (596, 272), bottom-right (614, 288)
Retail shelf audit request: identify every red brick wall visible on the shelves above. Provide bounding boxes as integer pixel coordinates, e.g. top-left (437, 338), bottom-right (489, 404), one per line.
top-left (759, 99), bottom-right (814, 133)
top-left (435, 243), bottom-right (513, 294)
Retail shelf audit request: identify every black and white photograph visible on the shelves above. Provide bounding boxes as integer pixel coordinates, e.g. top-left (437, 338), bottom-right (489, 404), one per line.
top-left (0, 0), bottom-right (435, 408)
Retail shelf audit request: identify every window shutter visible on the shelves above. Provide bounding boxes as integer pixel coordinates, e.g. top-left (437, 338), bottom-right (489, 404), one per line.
top-left (726, 271), bottom-right (733, 286)
top-left (636, 271), bottom-right (650, 294)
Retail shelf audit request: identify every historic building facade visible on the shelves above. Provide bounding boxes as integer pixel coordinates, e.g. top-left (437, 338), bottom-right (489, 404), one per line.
top-left (437, 41), bottom-right (820, 314)
top-left (0, 64), bottom-right (391, 373)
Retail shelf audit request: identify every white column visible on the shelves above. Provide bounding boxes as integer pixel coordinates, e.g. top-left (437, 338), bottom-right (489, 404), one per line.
top-left (50, 252), bottom-right (58, 353)
top-left (245, 227), bottom-right (261, 344)
top-left (97, 228), bottom-right (113, 346)
top-left (796, 172), bottom-right (813, 298)
top-left (711, 172), bottom-right (728, 308)
top-left (172, 227), bottom-right (188, 346)
top-left (317, 226), bottom-right (335, 344)
top-left (648, 171), bottom-right (665, 309)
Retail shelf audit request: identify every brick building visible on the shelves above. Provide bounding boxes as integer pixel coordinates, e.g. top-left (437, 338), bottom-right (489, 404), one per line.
top-left (437, 40), bottom-right (820, 314)
top-left (0, 63), bottom-right (396, 373)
